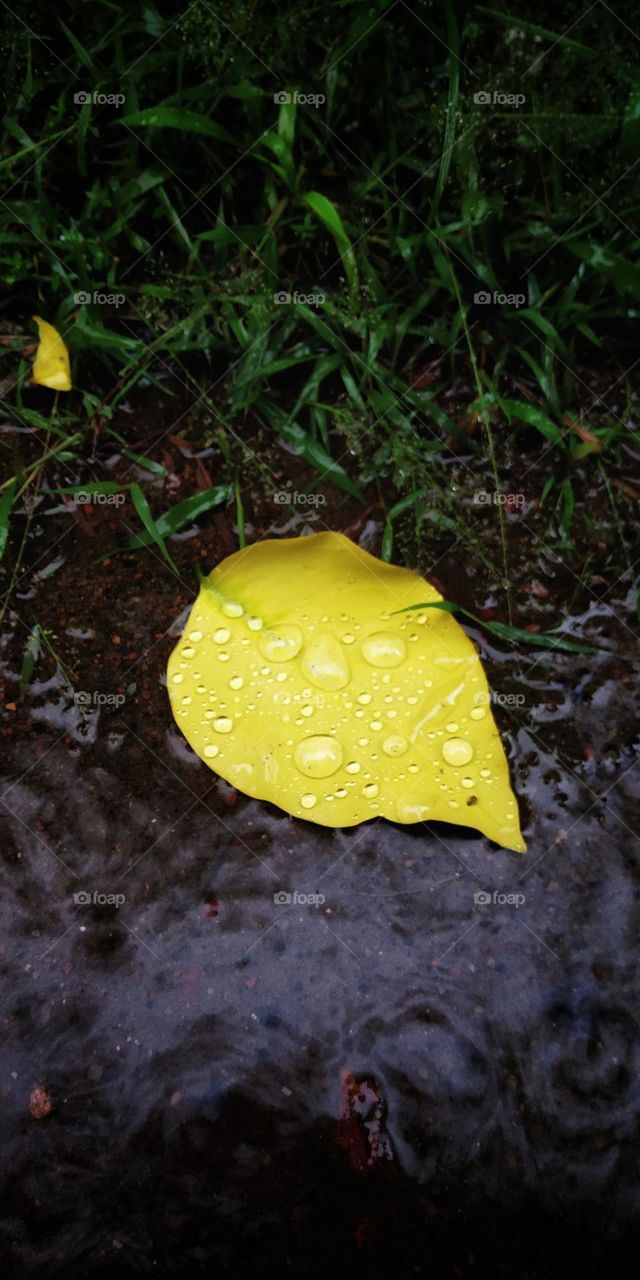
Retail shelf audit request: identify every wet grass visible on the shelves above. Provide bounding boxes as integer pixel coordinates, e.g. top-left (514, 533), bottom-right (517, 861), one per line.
top-left (1, 0), bottom-right (639, 663)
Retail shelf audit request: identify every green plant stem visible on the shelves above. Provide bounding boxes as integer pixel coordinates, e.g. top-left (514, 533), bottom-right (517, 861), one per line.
top-left (1, 432), bottom-right (83, 496)
top-left (447, 253), bottom-right (513, 623)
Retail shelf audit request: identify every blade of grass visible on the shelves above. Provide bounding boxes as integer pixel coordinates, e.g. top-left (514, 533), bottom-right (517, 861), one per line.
top-left (127, 485), bottom-right (233, 549)
top-left (396, 600), bottom-right (604, 654)
top-left (235, 483), bottom-right (246, 548)
top-left (303, 191), bottom-right (357, 290)
top-left (130, 482), bottom-right (178, 572)
top-left (0, 479), bottom-right (17, 563)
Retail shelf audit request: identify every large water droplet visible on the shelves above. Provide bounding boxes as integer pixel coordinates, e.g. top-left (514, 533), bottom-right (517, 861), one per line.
top-left (247, 616), bottom-right (263, 631)
top-left (345, 761), bottom-right (360, 774)
top-left (188, 630), bottom-right (203, 641)
top-left (213, 717), bottom-right (233, 734)
top-left (213, 628), bottom-right (230, 644)
top-left (361, 632), bottom-right (407, 668)
top-left (470, 706), bottom-right (486, 720)
top-left (222, 600), bottom-right (243, 618)
top-left (300, 793), bottom-right (317, 809)
top-left (229, 676), bottom-right (244, 690)
top-left (294, 735), bottom-right (343, 778)
top-left (300, 633), bottom-right (350, 690)
top-left (383, 734), bottom-right (408, 757)
top-left (442, 737), bottom-right (474, 766)
top-left (204, 744), bottom-right (219, 758)
top-left (363, 783), bottom-right (379, 799)
top-left (258, 624), bottom-right (303, 662)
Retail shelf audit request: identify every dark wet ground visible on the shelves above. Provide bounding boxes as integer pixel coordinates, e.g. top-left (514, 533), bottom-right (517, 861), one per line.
top-left (1, 408), bottom-right (640, 1277)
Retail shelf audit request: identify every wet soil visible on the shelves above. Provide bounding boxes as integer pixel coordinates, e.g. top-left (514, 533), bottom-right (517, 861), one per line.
top-left (1, 403), bottom-right (639, 1278)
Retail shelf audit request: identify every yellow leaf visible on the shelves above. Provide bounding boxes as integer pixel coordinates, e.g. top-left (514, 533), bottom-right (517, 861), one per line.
top-left (167, 532), bottom-right (526, 851)
top-left (32, 316), bottom-right (72, 391)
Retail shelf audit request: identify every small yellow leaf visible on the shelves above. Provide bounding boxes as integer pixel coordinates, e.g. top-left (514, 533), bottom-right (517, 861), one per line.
top-left (167, 533), bottom-right (526, 852)
top-left (32, 316), bottom-right (72, 391)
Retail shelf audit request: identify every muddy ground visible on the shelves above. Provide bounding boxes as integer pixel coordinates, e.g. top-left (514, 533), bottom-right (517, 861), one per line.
top-left (1, 395), bottom-right (639, 1277)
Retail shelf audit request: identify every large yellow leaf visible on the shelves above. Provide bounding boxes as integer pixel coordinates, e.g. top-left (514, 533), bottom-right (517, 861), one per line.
top-left (32, 316), bottom-right (72, 391)
top-left (167, 532), bottom-right (526, 851)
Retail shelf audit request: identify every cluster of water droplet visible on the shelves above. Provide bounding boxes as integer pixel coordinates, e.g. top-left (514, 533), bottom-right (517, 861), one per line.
top-left (168, 586), bottom-right (508, 828)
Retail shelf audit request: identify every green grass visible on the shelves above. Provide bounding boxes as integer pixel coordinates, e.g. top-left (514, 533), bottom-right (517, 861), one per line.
top-left (1, 0), bottom-right (639, 619)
